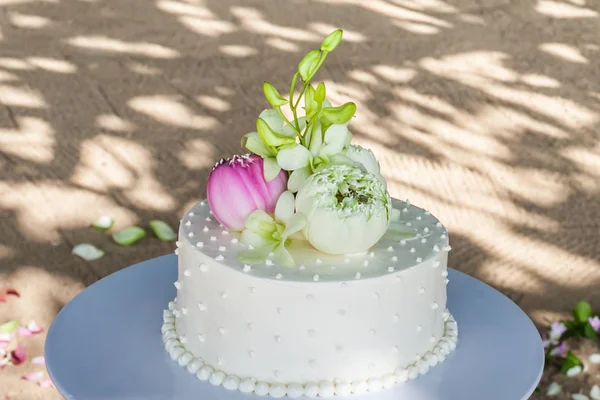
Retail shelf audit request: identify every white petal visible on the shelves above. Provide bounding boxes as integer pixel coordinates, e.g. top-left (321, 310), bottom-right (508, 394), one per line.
top-left (276, 144), bottom-right (311, 171)
top-left (589, 354), bottom-right (600, 364)
top-left (240, 230), bottom-right (271, 248)
top-left (238, 244), bottom-right (275, 264)
top-left (244, 132), bottom-right (272, 158)
top-left (72, 244), bottom-right (104, 261)
top-left (345, 144), bottom-right (380, 175)
top-left (282, 213), bottom-right (306, 238)
top-left (273, 244), bottom-right (294, 267)
top-left (566, 366), bottom-right (582, 377)
top-left (590, 385), bottom-right (600, 400)
top-left (275, 191), bottom-right (295, 224)
top-left (281, 117), bottom-right (306, 138)
top-left (320, 124), bottom-right (351, 156)
top-left (572, 394), bottom-right (590, 400)
top-left (259, 109), bottom-right (284, 132)
top-left (288, 166), bottom-right (312, 193)
top-left (263, 156), bottom-right (282, 181)
top-left (328, 154), bottom-right (357, 167)
top-left (546, 382), bottom-right (562, 396)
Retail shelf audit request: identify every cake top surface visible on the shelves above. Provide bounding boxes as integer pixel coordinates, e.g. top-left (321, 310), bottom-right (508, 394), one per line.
top-left (181, 198), bottom-right (449, 283)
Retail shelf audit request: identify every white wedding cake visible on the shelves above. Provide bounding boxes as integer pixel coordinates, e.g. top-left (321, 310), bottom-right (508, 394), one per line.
top-left (161, 29), bottom-right (457, 398)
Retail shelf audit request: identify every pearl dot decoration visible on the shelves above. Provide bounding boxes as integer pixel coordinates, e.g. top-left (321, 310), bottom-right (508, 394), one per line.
top-left (162, 308), bottom-right (458, 397)
top-left (178, 199), bottom-right (449, 283)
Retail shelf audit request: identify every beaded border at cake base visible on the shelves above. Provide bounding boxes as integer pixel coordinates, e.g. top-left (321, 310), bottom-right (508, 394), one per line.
top-left (161, 301), bottom-right (458, 398)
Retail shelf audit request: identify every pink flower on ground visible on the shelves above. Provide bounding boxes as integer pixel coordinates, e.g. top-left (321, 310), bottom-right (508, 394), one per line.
top-left (11, 344), bottom-right (26, 365)
top-left (207, 154), bottom-right (288, 231)
top-left (589, 316), bottom-right (600, 333)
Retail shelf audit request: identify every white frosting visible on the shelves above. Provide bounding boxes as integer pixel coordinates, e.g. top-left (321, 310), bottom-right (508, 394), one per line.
top-left (163, 198), bottom-right (457, 396)
top-left (162, 308), bottom-right (457, 396)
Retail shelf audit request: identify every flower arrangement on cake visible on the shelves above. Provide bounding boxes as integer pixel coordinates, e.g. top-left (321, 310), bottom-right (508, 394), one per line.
top-left (206, 29), bottom-right (404, 267)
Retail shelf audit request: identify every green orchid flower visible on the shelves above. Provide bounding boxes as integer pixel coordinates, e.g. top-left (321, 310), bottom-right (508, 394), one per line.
top-left (238, 191), bottom-right (306, 267)
top-left (276, 122), bottom-right (355, 192)
top-left (243, 109), bottom-right (306, 181)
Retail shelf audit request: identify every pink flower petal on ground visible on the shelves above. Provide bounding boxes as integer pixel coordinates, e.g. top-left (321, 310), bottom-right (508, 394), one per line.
top-left (23, 371), bottom-right (44, 382)
top-left (11, 344), bottom-right (26, 365)
top-left (0, 332), bottom-right (11, 344)
top-left (39, 378), bottom-right (54, 388)
top-left (17, 327), bottom-right (32, 337)
top-left (31, 356), bottom-right (45, 365)
top-left (25, 321), bottom-right (43, 335)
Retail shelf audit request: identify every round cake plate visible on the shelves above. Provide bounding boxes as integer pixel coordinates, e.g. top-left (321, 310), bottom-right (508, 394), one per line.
top-left (46, 254), bottom-right (544, 400)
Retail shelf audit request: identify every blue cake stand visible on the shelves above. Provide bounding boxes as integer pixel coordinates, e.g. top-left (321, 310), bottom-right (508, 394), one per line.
top-left (46, 254), bottom-right (544, 399)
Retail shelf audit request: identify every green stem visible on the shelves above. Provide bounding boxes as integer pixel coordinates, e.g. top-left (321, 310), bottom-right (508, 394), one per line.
top-left (289, 72), bottom-right (300, 106)
top-left (276, 107), bottom-right (298, 136)
top-left (293, 82), bottom-right (310, 110)
top-left (290, 79), bottom-right (310, 134)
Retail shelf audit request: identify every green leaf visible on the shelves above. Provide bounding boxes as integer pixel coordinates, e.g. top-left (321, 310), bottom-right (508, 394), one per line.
top-left (263, 82), bottom-right (288, 107)
top-left (573, 301), bottom-right (592, 324)
top-left (112, 226), bottom-right (146, 246)
top-left (321, 102), bottom-right (356, 125)
top-left (149, 220), bottom-right (177, 241)
top-left (72, 243), bottom-right (105, 261)
top-left (0, 320), bottom-right (18, 333)
top-left (298, 50), bottom-right (320, 81)
top-left (256, 118), bottom-right (295, 148)
top-left (583, 321), bottom-right (598, 339)
top-left (560, 351), bottom-right (583, 374)
top-left (315, 82), bottom-right (326, 103)
top-left (320, 29), bottom-right (343, 52)
top-left (92, 215), bottom-right (114, 231)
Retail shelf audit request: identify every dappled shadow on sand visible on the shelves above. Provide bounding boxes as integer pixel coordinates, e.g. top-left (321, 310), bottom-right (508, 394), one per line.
top-left (0, 0), bottom-right (599, 328)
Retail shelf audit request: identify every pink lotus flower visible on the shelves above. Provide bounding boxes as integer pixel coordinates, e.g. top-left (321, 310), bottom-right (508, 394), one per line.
top-left (207, 154), bottom-right (288, 231)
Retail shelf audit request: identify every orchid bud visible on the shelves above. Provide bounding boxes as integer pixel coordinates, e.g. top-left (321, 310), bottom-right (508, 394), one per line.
top-left (207, 154), bottom-right (288, 231)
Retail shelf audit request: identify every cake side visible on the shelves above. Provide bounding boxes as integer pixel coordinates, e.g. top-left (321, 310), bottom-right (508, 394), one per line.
top-left (160, 199), bottom-right (457, 396)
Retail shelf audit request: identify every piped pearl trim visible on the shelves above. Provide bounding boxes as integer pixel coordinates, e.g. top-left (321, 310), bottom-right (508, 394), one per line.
top-left (161, 308), bottom-right (458, 397)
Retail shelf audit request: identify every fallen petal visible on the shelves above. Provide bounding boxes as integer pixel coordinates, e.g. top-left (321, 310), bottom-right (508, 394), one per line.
top-left (566, 365), bottom-right (582, 377)
top-left (11, 344), bottom-right (26, 365)
top-left (572, 394), bottom-right (590, 400)
top-left (112, 226), bottom-right (146, 246)
top-left (0, 332), bottom-right (12, 343)
top-left (0, 321), bottom-right (19, 334)
top-left (547, 382), bottom-right (562, 396)
top-left (25, 321), bottom-right (43, 335)
top-left (591, 385), bottom-right (600, 400)
top-left (38, 378), bottom-right (54, 388)
top-left (589, 353), bottom-right (600, 364)
top-left (0, 288), bottom-right (20, 303)
top-left (31, 356), bottom-right (45, 365)
top-left (16, 327), bottom-right (32, 337)
top-left (72, 243), bottom-right (104, 261)
top-left (23, 371), bottom-right (44, 382)
top-left (92, 215), bottom-right (114, 231)
top-left (149, 220), bottom-right (177, 241)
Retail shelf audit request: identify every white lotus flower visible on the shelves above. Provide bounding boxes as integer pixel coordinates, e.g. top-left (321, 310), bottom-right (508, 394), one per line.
top-left (345, 144), bottom-right (386, 188)
top-left (295, 164), bottom-right (392, 255)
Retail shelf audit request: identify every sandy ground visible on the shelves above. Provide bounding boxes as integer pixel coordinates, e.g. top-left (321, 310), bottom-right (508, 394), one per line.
top-left (0, 0), bottom-right (599, 398)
